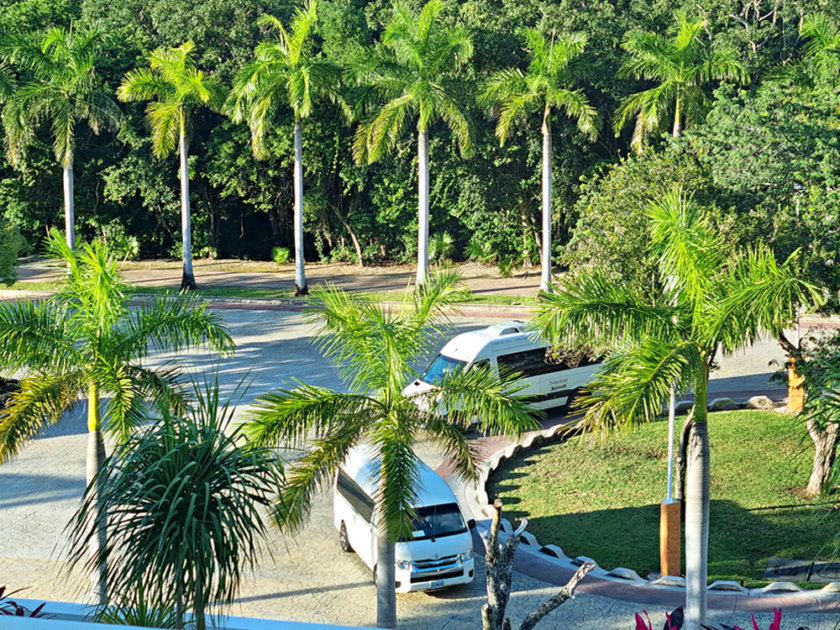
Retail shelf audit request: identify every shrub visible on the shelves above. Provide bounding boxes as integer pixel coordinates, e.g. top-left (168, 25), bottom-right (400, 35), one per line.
top-left (272, 246), bottom-right (292, 264)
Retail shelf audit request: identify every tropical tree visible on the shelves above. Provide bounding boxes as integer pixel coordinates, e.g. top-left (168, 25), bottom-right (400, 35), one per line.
top-left (0, 232), bottom-right (234, 602)
top-left (352, 0), bottom-right (473, 286)
top-left (484, 29), bottom-right (597, 293)
top-left (800, 13), bottom-right (840, 75)
top-left (118, 41), bottom-right (226, 291)
top-left (245, 274), bottom-right (538, 628)
top-left (68, 378), bottom-right (282, 630)
top-left (228, 0), bottom-right (345, 295)
top-left (533, 188), bottom-right (822, 630)
top-left (614, 12), bottom-right (748, 153)
top-left (2, 23), bottom-right (121, 250)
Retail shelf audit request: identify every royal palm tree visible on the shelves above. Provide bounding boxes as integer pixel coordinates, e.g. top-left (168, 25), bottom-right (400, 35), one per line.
top-left (352, 0), bottom-right (473, 286)
top-left (3, 23), bottom-right (121, 250)
top-left (245, 274), bottom-right (538, 628)
top-left (0, 231), bottom-right (234, 602)
top-left (533, 188), bottom-right (821, 630)
top-left (614, 12), bottom-right (747, 153)
top-left (484, 29), bottom-right (597, 293)
top-left (228, 0), bottom-right (345, 295)
top-left (118, 41), bottom-right (226, 291)
top-left (68, 378), bottom-right (281, 630)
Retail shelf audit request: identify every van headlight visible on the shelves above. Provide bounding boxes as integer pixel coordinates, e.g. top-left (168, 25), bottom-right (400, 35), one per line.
top-left (458, 551), bottom-right (474, 563)
top-left (396, 560), bottom-right (412, 570)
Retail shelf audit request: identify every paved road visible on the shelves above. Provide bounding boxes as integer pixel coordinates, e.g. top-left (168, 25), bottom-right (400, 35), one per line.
top-left (2, 307), bottom-right (834, 630)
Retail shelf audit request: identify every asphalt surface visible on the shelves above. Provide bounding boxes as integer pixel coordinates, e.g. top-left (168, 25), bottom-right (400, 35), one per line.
top-left (0, 297), bottom-right (838, 628)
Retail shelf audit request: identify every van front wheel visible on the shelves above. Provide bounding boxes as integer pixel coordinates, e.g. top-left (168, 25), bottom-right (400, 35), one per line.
top-left (339, 522), bottom-right (353, 552)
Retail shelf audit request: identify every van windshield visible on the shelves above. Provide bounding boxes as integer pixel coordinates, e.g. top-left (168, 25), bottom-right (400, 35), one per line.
top-left (422, 354), bottom-right (467, 385)
top-left (403, 503), bottom-right (468, 541)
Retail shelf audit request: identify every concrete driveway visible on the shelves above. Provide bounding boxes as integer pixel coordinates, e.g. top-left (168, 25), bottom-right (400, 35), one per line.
top-left (2, 307), bottom-right (824, 630)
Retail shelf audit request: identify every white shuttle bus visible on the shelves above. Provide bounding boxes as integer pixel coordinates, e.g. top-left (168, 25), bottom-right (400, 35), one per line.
top-left (403, 320), bottom-right (602, 410)
top-left (334, 445), bottom-right (475, 593)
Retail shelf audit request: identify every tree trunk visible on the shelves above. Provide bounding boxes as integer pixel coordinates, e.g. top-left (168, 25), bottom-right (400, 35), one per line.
top-left (63, 164), bottom-right (75, 251)
top-left (86, 382), bottom-right (107, 606)
top-left (179, 133), bottom-right (196, 291)
top-left (672, 96), bottom-right (682, 138)
top-left (806, 418), bottom-right (839, 496)
top-left (684, 368), bottom-right (709, 630)
top-left (674, 411), bottom-right (695, 503)
top-left (293, 118), bottom-right (308, 295)
top-left (416, 129), bottom-right (430, 286)
top-left (375, 532), bottom-right (397, 628)
top-left (540, 110), bottom-right (552, 293)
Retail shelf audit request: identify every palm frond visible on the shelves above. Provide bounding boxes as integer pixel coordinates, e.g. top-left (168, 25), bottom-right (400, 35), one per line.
top-left (431, 364), bottom-right (540, 439)
top-left (579, 338), bottom-right (701, 434)
top-left (269, 412), bottom-right (365, 534)
top-left (0, 371), bottom-right (84, 462)
top-left (713, 246), bottom-right (825, 353)
top-left (246, 385), bottom-right (379, 449)
top-left (119, 294), bottom-right (234, 360)
top-left (370, 418), bottom-right (421, 542)
top-left (0, 299), bottom-right (77, 371)
top-left (533, 271), bottom-right (678, 350)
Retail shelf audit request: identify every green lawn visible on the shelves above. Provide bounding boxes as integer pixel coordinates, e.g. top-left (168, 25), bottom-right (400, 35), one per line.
top-left (487, 410), bottom-right (839, 586)
top-left (5, 281), bottom-right (540, 306)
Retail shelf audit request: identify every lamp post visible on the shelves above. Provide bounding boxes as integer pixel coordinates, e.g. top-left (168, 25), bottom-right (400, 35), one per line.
top-left (660, 279), bottom-right (681, 577)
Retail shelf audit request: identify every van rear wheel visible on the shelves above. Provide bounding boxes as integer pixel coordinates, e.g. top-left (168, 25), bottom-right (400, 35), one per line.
top-left (339, 521), bottom-right (353, 552)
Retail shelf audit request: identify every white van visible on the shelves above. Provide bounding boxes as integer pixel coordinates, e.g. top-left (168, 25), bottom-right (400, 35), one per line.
top-left (403, 320), bottom-right (601, 411)
top-left (334, 446), bottom-right (475, 593)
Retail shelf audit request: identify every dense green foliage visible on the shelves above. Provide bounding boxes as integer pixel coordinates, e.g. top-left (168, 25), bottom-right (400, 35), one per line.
top-left (487, 410), bottom-right (827, 586)
top-left (0, 0), bottom-right (835, 280)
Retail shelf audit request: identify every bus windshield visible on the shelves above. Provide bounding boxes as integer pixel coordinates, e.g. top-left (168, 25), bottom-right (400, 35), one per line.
top-left (403, 503), bottom-right (467, 541)
top-left (422, 354), bottom-right (467, 385)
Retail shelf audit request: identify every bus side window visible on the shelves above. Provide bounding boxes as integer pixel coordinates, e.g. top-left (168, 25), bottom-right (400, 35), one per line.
top-left (337, 470), bottom-right (374, 523)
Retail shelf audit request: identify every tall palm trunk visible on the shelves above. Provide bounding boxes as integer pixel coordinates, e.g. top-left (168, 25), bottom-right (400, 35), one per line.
top-left (293, 119), bottom-right (308, 295)
top-left (672, 96), bottom-right (682, 137)
top-left (375, 532), bottom-right (396, 629)
top-left (416, 129), bottom-right (430, 286)
top-left (540, 110), bottom-right (553, 293)
top-left (684, 367), bottom-right (709, 630)
top-left (63, 164), bottom-right (75, 251)
top-left (179, 132), bottom-right (196, 291)
top-left (86, 382), bottom-right (107, 605)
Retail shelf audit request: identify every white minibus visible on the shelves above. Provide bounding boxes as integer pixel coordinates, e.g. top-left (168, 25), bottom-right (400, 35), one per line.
top-left (334, 445), bottom-right (475, 593)
top-left (403, 320), bottom-right (602, 410)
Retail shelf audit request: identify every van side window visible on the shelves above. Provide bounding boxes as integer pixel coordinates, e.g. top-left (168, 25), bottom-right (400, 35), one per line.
top-left (471, 359), bottom-right (490, 371)
top-left (498, 348), bottom-right (567, 377)
top-left (337, 470), bottom-right (374, 523)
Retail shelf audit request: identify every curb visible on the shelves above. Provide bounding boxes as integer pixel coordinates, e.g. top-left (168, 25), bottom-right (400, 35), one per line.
top-left (444, 395), bottom-right (840, 607)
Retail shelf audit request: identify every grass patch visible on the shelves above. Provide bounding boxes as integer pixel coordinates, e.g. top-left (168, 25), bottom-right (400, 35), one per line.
top-left (487, 410), bottom-right (839, 586)
top-left (7, 281), bottom-right (538, 306)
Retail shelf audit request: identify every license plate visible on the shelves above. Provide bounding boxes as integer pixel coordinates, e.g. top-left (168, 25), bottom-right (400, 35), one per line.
top-left (429, 579), bottom-right (445, 589)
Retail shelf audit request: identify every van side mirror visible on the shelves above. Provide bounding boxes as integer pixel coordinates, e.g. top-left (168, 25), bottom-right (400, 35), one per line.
top-left (467, 518), bottom-right (476, 530)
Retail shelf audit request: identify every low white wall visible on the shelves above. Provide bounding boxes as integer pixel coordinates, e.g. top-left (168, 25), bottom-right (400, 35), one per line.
top-left (6, 599), bottom-right (376, 630)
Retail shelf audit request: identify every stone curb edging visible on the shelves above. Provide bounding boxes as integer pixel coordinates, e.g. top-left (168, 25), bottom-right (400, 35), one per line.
top-left (455, 398), bottom-right (840, 601)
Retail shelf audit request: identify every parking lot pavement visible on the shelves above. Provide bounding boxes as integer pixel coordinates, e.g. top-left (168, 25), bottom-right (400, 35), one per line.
top-left (0, 307), bottom-right (814, 629)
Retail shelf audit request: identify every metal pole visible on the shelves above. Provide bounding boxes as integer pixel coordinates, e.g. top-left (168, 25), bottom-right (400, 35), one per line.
top-left (666, 384), bottom-right (676, 502)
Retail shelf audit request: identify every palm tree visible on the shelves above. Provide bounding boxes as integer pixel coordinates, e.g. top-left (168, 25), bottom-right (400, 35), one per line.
top-left (614, 12), bottom-right (748, 153)
top-left (245, 274), bottom-right (538, 628)
top-left (2, 23), bottom-right (121, 250)
top-left (532, 188), bottom-right (821, 630)
top-left (228, 0), bottom-right (345, 296)
top-left (68, 378), bottom-right (282, 630)
top-left (484, 29), bottom-right (597, 293)
top-left (0, 231), bottom-right (234, 602)
top-left (800, 12), bottom-right (839, 74)
top-left (118, 41), bottom-right (226, 291)
top-left (352, 0), bottom-right (473, 286)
